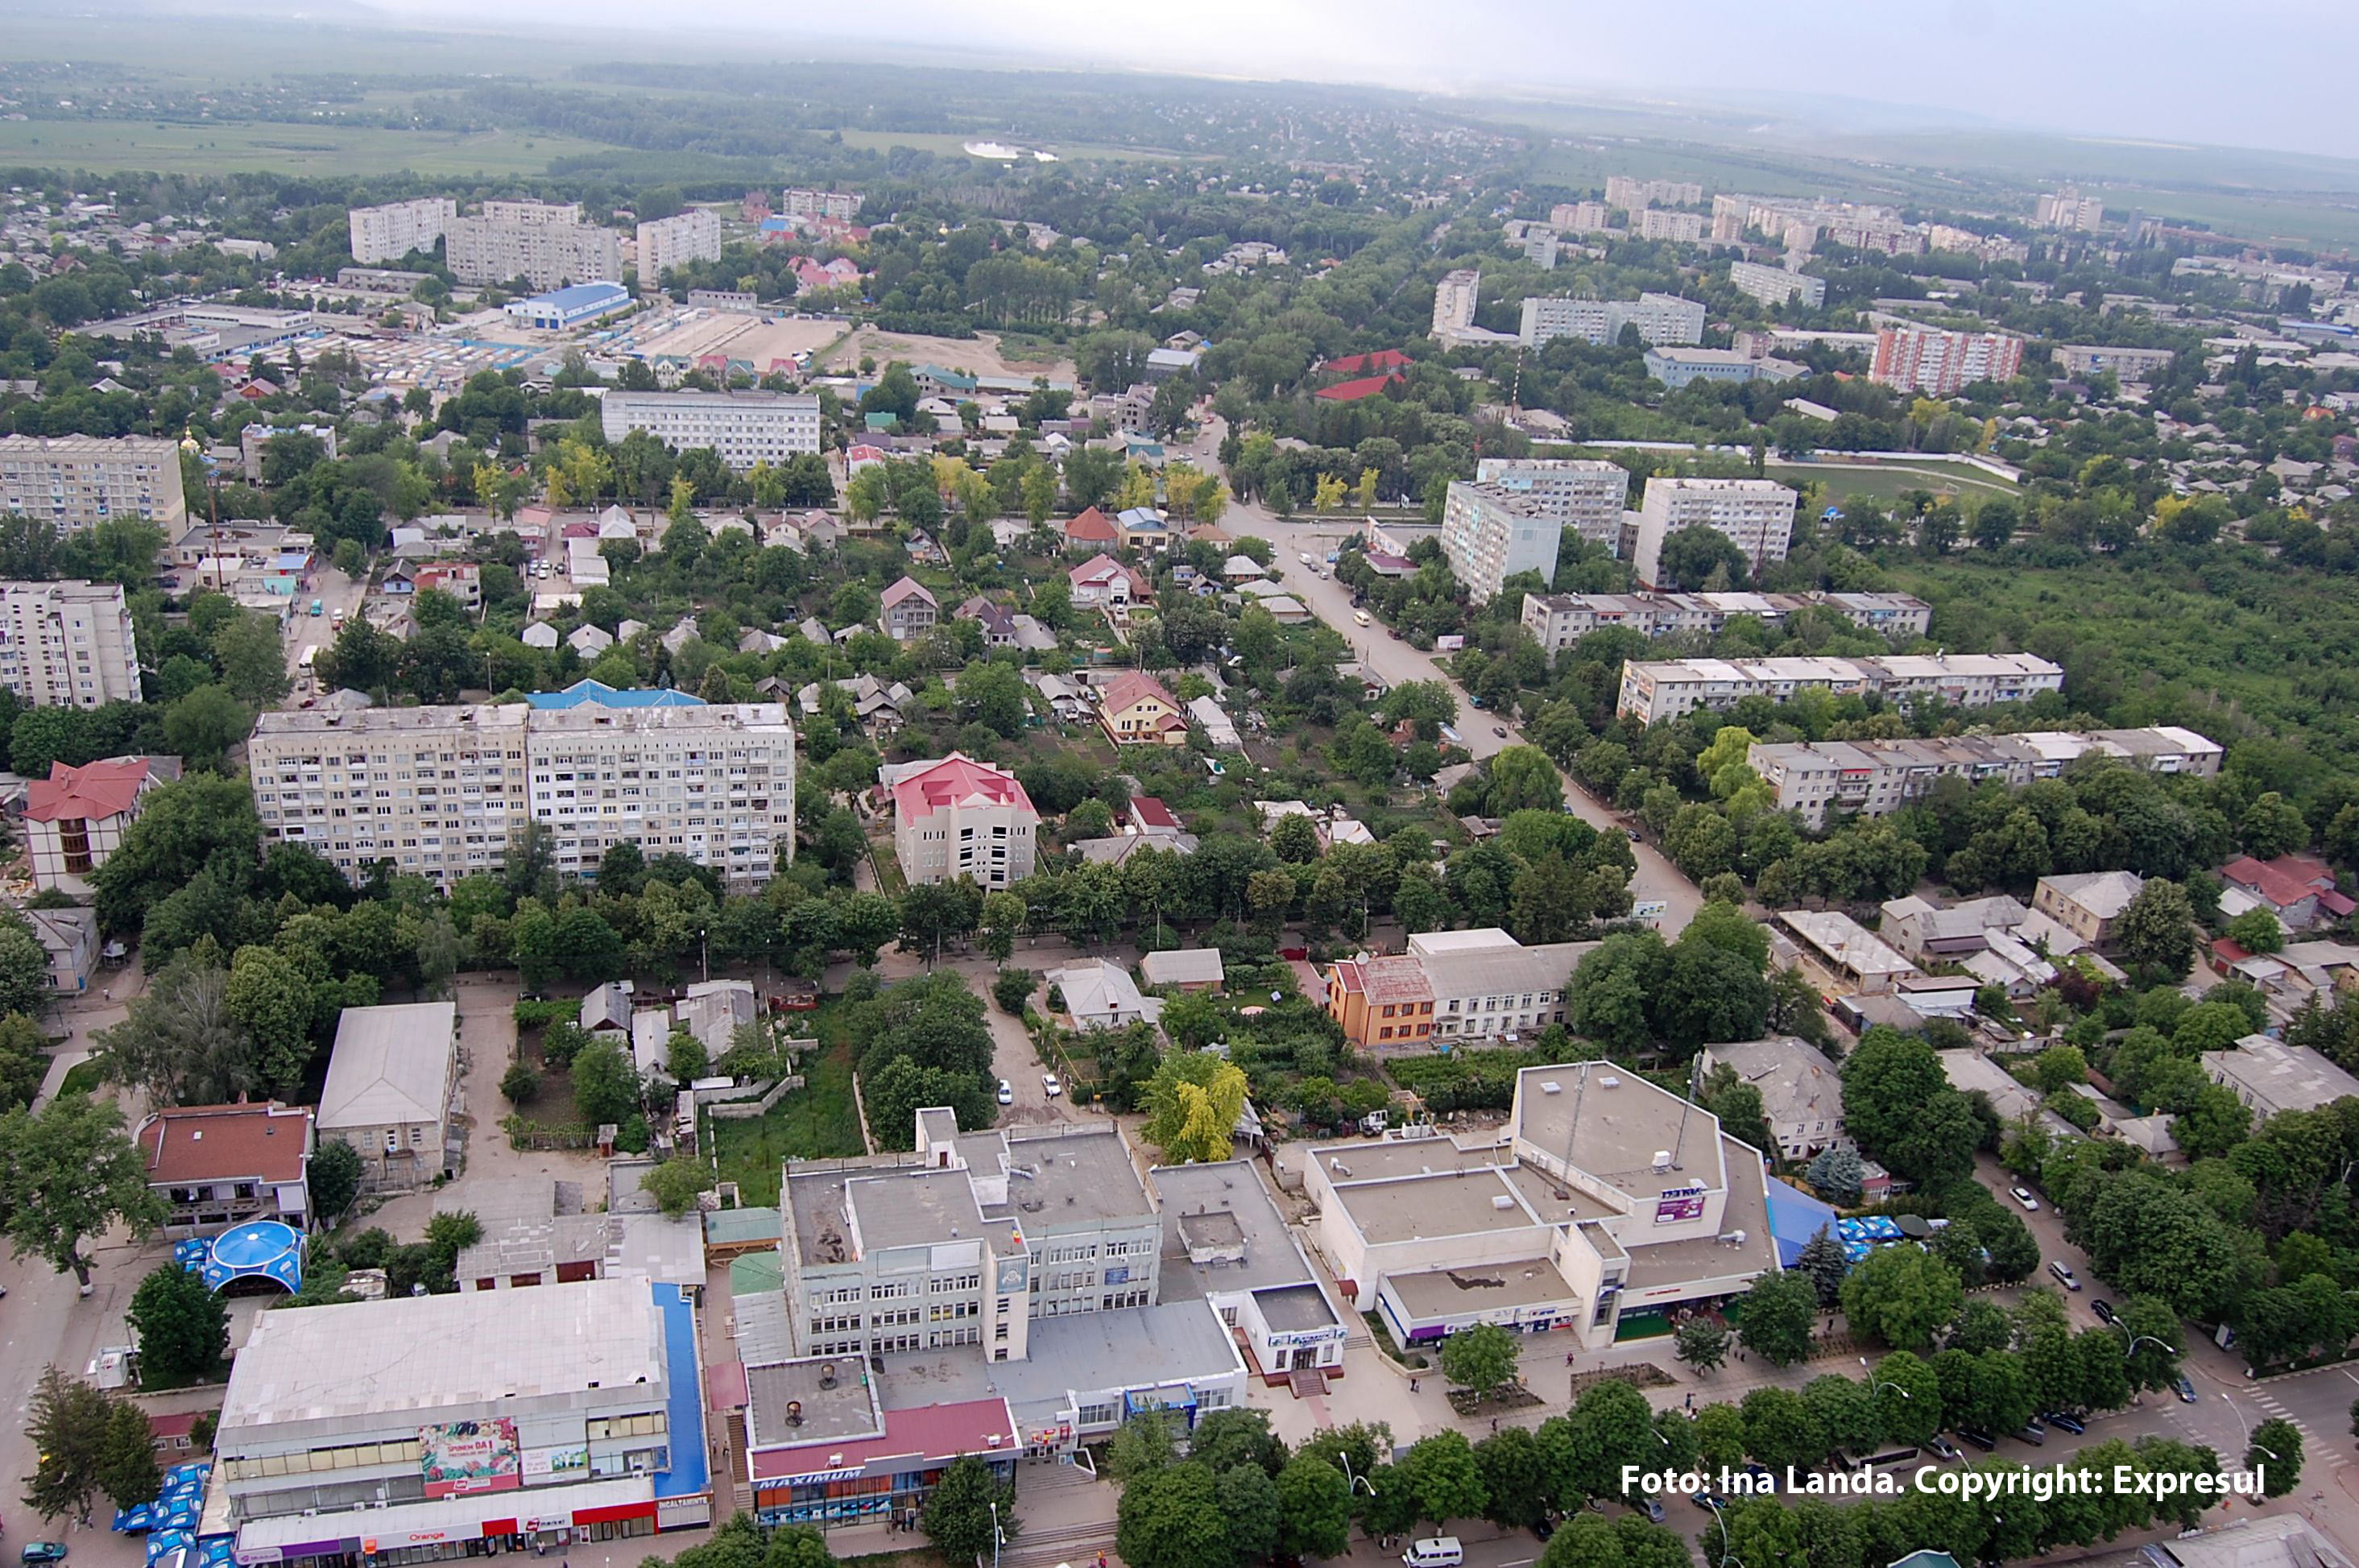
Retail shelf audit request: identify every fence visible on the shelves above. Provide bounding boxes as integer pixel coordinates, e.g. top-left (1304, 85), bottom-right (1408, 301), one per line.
top-left (706, 1076), bottom-right (808, 1120)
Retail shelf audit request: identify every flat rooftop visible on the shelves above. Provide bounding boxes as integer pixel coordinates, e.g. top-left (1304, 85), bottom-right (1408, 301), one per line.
top-left (1150, 1160), bottom-right (1322, 1301)
top-left (1513, 1063), bottom-right (1724, 1200)
top-left (1298, 1133), bottom-right (1512, 1184)
top-left (1620, 1137), bottom-right (1778, 1289)
top-left (1002, 1125), bottom-right (1157, 1228)
top-left (1254, 1282), bottom-right (1339, 1333)
top-left (1331, 1168), bottom-right (1538, 1246)
top-left (848, 1168), bottom-right (990, 1255)
top-left (1502, 1163), bottom-right (1621, 1223)
top-left (744, 1356), bottom-right (885, 1450)
top-left (878, 1299), bottom-right (1244, 1433)
top-left (1387, 1256), bottom-right (1583, 1320)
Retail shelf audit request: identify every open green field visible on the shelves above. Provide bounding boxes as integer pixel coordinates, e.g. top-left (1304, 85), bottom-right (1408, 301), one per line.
top-left (1766, 458), bottom-right (2019, 505)
top-left (707, 1019), bottom-right (863, 1207)
top-left (0, 119), bottom-right (613, 178)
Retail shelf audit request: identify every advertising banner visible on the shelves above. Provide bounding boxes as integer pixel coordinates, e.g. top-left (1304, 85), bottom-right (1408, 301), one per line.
top-left (421, 1418), bottom-right (521, 1498)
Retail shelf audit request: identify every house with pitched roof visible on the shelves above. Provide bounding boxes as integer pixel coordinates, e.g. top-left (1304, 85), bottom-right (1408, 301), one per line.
top-left (29, 905), bottom-right (97, 994)
top-left (1067, 553), bottom-right (1151, 610)
top-left (136, 1101), bottom-right (317, 1236)
top-left (1062, 506), bottom-right (1119, 551)
top-left (319, 1002), bottom-right (460, 1191)
top-left (879, 576), bottom-right (940, 641)
top-left (955, 596), bottom-right (1019, 647)
top-left (1096, 671), bottom-right (1188, 747)
top-left (880, 754), bottom-right (1039, 888)
top-left (23, 755), bottom-right (177, 896)
top-left (2218, 852), bottom-right (2356, 933)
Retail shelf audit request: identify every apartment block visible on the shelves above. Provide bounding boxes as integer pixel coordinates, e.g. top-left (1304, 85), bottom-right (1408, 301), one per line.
top-left (1631, 477), bottom-right (1797, 589)
top-left (346, 198), bottom-right (456, 266)
top-left (1519, 292), bottom-right (1704, 350)
top-left (1472, 457), bottom-right (1630, 548)
top-left (1520, 589), bottom-right (1932, 656)
top-left (635, 208), bottom-right (722, 286)
top-left (1927, 225), bottom-right (2030, 265)
top-left (0, 580), bottom-right (141, 709)
top-left (1606, 176), bottom-right (1703, 210)
top-left (1728, 260), bottom-right (1826, 309)
top-left (524, 703), bottom-right (797, 885)
top-left (1440, 481), bottom-right (1562, 603)
top-left (1548, 201), bottom-right (1612, 234)
top-left (1748, 726), bottom-right (2223, 828)
top-left (2036, 190), bottom-right (2105, 231)
top-left (880, 754), bottom-right (1039, 889)
top-left (780, 188), bottom-right (860, 221)
top-left (1616, 652), bottom-right (2063, 725)
top-left (1431, 268), bottom-right (1481, 338)
top-left (598, 390), bottom-right (822, 469)
top-left (0, 434), bottom-right (186, 531)
top-left (1872, 326), bottom-right (2026, 395)
top-left (1637, 209), bottom-right (1707, 243)
top-left (2056, 344), bottom-right (2179, 379)
top-left (1326, 929), bottom-right (1597, 1051)
top-left (445, 209), bottom-right (623, 289)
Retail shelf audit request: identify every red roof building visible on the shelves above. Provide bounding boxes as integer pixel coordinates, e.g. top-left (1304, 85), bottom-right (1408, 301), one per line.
top-left (25, 755), bottom-right (169, 896)
top-left (1325, 954), bottom-right (1437, 1049)
top-left (1314, 371), bottom-right (1403, 402)
top-left (1128, 796), bottom-right (1180, 832)
top-left (1095, 671), bottom-right (1188, 747)
top-left (748, 1394), bottom-right (1020, 1491)
top-left (1320, 350), bottom-right (1412, 375)
top-left (2219, 853), bottom-right (2355, 933)
top-left (135, 1101), bottom-right (317, 1236)
top-left (1062, 506), bottom-right (1119, 548)
top-left (888, 755), bottom-right (1039, 888)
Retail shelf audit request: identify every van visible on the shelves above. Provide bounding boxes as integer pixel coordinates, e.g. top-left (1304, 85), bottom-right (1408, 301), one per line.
top-left (1354, 610), bottom-right (1372, 627)
top-left (2047, 1260), bottom-right (2080, 1291)
top-left (1402, 1540), bottom-right (1463, 1568)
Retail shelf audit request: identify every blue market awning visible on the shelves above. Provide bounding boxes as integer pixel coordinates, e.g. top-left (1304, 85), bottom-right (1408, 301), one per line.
top-left (1765, 1178), bottom-right (1843, 1268)
top-left (179, 1224), bottom-right (303, 1293)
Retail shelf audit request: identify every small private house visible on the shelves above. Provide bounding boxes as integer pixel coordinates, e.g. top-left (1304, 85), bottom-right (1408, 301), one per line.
top-left (2032, 870), bottom-right (2145, 947)
top-left (1095, 670), bottom-right (1188, 747)
top-left (1062, 506), bottom-right (1119, 552)
top-left (136, 1101), bottom-right (317, 1237)
top-left (1140, 948), bottom-right (1224, 991)
top-left (317, 1002), bottom-right (460, 1190)
top-left (1067, 553), bottom-right (1151, 610)
top-left (879, 576), bottom-right (939, 641)
top-left (28, 905), bottom-right (97, 995)
top-left (1048, 958), bottom-right (1164, 1029)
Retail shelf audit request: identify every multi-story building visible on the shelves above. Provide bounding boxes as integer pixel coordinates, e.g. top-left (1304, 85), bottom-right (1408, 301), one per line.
top-left (24, 754), bottom-right (174, 894)
top-left (1325, 928), bottom-right (1595, 1052)
top-left (0, 580), bottom-right (142, 708)
top-left (2056, 344), bottom-right (2179, 379)
top-left (1871, 326), bottom-right (2026, 395)
top-left (1637, 209), bottom-right (1707, 243)
top-left (346, 197), bottom-right (456, 265)
top-left (1431, 268), bottom-right (1480, 339)
top-left (1695, 1038), bottom-right (1844, 1160)
top-left (1472, 458), bottom-right (1630, 548)
top-left (598, 391), bottom-right (822, 469)
top-left (0, 434), bottom-right (186, 532)
top-left (2202, 1036), bottom-right (2359, 1122)
top-left (136, 1100), bottom-right (316, 1238)
top-left (1631, 477), bottom-right (1798, 589)
top-left (1520, 590), bottom-right (1933, 656)
top-left (1728, 260), bottom-right (1826, 309)
top-left (635, 209), bottom-right (722, 286)
top-left (1096, 670), bottom-right (1187, 747)
top-left (524, 702), bottom-right (796, 886)
top-left (878, 577), bottom-right (938, 641)
top-left (1519, 292), bottom-right (1703, 350)
top-left (1440, 481), bottom-right (1562, 602)
top-left (241, 421), bottom-right (339, 482)
top-left (1643, 346), bottom-right (1798, 390)
top-left (1927, 225), bottom-right (2030, 265)
top-left (2036, 190), bottom-right (2105, 231)
top-left (780, 188), bottom-right (860, 222)
top-left (2033, 871), bottom-right (2145, 947)
top-left (1548, 201), bottom-right (1613, 234)
top-left (217, 1278), bottom-right (708, 1563)
top-left (880, 754), bottom-right (1039, 889)
top-left (1747, 726), bottom-right (2223, 828)
top-left (445, 208), bottom-right (623, 289)
top-left (1606, 177), bottom-right (1703, 210)
top-left (1616, 652), bottom-right (2063, 725)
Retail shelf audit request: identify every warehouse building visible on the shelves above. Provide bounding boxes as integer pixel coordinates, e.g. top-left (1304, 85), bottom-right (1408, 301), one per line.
top-left (503, 282), bottom-right (631, 331)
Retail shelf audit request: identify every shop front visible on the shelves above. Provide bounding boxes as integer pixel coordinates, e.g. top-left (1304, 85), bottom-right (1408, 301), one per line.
top-left (747, 1397), bottom-right (1020, 1533)
top-left (233, 1479), bottom-right (660, 1568)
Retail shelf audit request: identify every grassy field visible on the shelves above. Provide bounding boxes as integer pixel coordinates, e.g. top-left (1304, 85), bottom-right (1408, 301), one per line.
top-left (707, 1020), bottom-right (863, 1207)
top-left (0, 120), bottom-right (614, 178)
top-left (1766, 458), bottom-right (2019, 505)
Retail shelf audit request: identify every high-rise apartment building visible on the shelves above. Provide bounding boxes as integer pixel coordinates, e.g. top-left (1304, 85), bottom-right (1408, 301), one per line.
top-left (0, 581), bottom-right (141, 709)
top-left (445, 208), bottom-right (623, 289)
top-left (1430, 268), bottom-right (1480, 339)
top-left (250, 701), bottom-right (797, 890)
top-left (2035, 190), bottom-right (2105, 231)
top-left (1637, 209), bottom-right (1707, 243)
top-left (1871, 327), bottom-right (2026, 396)
top-left (1472, 457), bottom-right (1631, 549)
top-left (1518, 292), bottom-right (1703, 349)
top-left (598, 391), bottom-right (822, 470)
top-left (1439, 481), bottom-right (1561, 602)
top-left (1606, 176), bottom-right (1703, 210)
top-left (1728, 260), bottom-right (1827, 309)
top-left (1632, 477), bottom-right (1798, 589)
top-left (780, 189), bottom-right (860, 221)
top-left (0, 435), bottom-right (186, 532)
top-left (634, 209), bottom-right (723, 286)
top-left (1548, 201), bottom-right (1612, 234)
top-left (346, 198), bottom-right (457, 266)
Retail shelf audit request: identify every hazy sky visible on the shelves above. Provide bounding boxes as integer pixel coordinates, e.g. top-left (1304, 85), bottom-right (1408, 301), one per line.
top-left (363, 0), bottom-right (2359, 160)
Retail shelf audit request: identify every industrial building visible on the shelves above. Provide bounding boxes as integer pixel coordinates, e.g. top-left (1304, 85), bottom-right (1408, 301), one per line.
top-left (0, 434), bottom-right (186, 532)
top-left (503, 282), bottom-right (632, 331)
top-left (598, 390), bottom-right (822, 469)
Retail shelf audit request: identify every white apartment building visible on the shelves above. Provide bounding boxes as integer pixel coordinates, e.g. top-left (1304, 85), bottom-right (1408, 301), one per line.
top-left (2036, 190), bottom-right (2105, 231)
top-left (1473, 457), bottom-right (1631, 548)
top-left (526, 703), bottom-right (796, 887)
top-left (879, 754), bottom-right (1039, 889)
top-left (1616, 652), bottom-right (2063, 725)
top-left (482, 198), bottom-right (583, 225)
top-left (599, 391), bottom-right (822, 469)
top-left (1431, 268), bottom-right (1481, 339)
top-left (635, 209), bottom-right (722, 287)
top-left (1637, 209), bottom-right (1707, 243)
top-left (445, 212), bottom-right (623, 289)
top-left (0, 580), bottom-right (141, 708)
top-left (1440, 481), bottom-right (1562, 603)
top-left (2057, 344), bottom-right (2179, 379)
top-left (1519, 292), bottom-right (1703, 350)
top-left (1748, 726), bottom-right (2223, 829)
top-left (0, 434), bottom-right (186, 531)
top-left (346, 197), bottom-right (457, 266)
top-left (1606, 176), bottom-right (1703, 209)
top-left (1728, 260), bottom-right (1826, 309)
top-left (1632, 477), bottom-right (1798, 589)
top-left (1549, 201), bottom-right (1612, 234)
top-left (1520, 590), bottom-right (1932, 656)
top-left (780, 189), bottom-right (860, 221)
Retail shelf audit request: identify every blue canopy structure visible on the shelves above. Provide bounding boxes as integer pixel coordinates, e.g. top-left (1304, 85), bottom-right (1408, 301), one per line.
top-left (179, 1223), bottom-right (303, 1293)
top-left (1764, 1178), bottom-right (1843, 1268)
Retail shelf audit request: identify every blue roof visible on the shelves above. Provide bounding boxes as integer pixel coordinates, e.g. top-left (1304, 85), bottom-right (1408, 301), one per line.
top-left (650, 1282), bottom-right (710, 1498)
top-left (1764, 1176), bottom-right (1842, 1268)
top-left (527, 679), bottom-right (706, 711)
top-left (525, 282), bottom-right (629, 309)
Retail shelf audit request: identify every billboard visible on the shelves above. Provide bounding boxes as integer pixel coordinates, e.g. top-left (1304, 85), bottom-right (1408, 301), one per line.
top-left (1653, 1185), bottom-right (1707, 1225)
top-left (521, 1445), bottom-right (590, 1483)
top-left (420, 1418), bottom-right (521, 1498)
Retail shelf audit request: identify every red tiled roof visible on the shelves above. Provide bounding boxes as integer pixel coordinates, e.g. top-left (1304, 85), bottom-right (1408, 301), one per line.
top-left (752, 1396), bottom-right (1018, 1480)
top-left (137, 1103), bottom-right (312, 1185)
top-left (25, 757), bottom-right (150, 824)
top-left (1098, 670), bottom-right (1177, 715)
top-left (892, 755), bottom-right (1034, 822)
top-left (1315, 372), bottom-right (1401, 402)
top-left (1131, 796), bottom-right (1179, 830)
top-left (2220, 854), bottom-right (2336, 912)
top-left (1063, 507), bottom-right (1118, 541)
top-left (1343, 954), bottom-right (1433, 1005)
top-left (1321, 350), bottom-right (1411, 374)
top-left (846, 444), bottom-right (887, 462)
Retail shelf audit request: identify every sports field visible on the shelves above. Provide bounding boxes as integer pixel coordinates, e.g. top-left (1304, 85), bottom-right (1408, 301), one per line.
top-left (1766, 457), bottom-right (2019, 505)
top-left (0, 119), bottom-right (610, 178)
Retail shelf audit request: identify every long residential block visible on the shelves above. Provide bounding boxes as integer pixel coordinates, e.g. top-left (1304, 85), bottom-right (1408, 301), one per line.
top-left (1871, 326), bottom-right (2025, 395)
top-left (445, 208), bottom-right (623, 289)
top-left (249, 701), bottom-right (795, 889)
top-left (1748, 726), bottom-right (2223, 828)
top-left (0, 433), bottom-right (187, 531)
top-left (0, 579), bottom-right (142, 708)
top-left (346, 197), bottom-right (456, 266)
top-left (1521, 589), bottom-right (1931, 655)
top-left (1632, 476), bottom-right (1798, 590)
top-left (1616, 652), bottom-right (2063, 725)
top-left (599, 391), bottom-right (822, 469)
top-left (1519, 292), bottom-right (1704, 349)
top-left (1728, 260), bottom-right (1826, 309)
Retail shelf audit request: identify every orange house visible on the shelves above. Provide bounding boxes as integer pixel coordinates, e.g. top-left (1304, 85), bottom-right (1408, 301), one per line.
top-left (1325, 954), bottom-right (1437, 1050)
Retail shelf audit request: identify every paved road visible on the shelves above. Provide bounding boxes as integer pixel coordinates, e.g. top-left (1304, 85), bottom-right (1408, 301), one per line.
top-left (279, 565), bottom-right (366, 682)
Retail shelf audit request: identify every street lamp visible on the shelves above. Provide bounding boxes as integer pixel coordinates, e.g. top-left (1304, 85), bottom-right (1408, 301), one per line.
top-left (1338, 1454), bottom-right (1377, 1497)
top-left (989, 1500), bottom-right (1004, 1568)
top-left (1699, 1493), bottom-right (1737, 1567)
top-left (1860, 1358), bottom-right (1914, 1403)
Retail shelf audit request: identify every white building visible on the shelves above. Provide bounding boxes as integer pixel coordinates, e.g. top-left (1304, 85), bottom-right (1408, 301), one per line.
top-left (780, 188), bottom-right (860, 221)
top-left (0, 434), bottom-right (186, 532)
top-left (1728, 260), bottom-right (1826, 309)
top-left (526, 702), bottom-right (796, 887)
top-left (879, 754), bottom-right (1038, 889)
top-left (2202, 1036), bottom-right (2359, 1121)
top-left (1617, 652), bottom-right (2063, 725)
top-left (23, 754), bottom-right (172, 895)
top-left (1473, 457), bottom-right (1631, 548)
top-left (1637, 209), bottom-right (1707, 243)
top-left (599, 391), bottom-right (822, 469)
top-left (317, 1002), bottom-right (459, 1189)
top-left (1548, 201), bottom-right (1613, 234)
top-left (635, 209), bottom-right (722, 286)
top-left (1519, 292), bottom-right (1703, 349)
top-left (1607, 176), bottom-right (1703, 210)
top-left (1440, 481), bottom-right (1562, 602)
top-left (446, 209), bottom-right (623, 289)
top-left (0, 579), bottom-right (142, 708)
top-left (1520, 590), bottom-right (1933, 656)
top-left (1748, 726), bottom-right (2221, 828)
top-left (1431, 268), bottom-right (1481, 339)
top-left (346, 197), bottom-right (457, 265)
top-left (1695, 1037), bottom-right (1844, 1160)
top-left (2036, 190), bottom-right (2105, 231)
top-left (2056, 344), bottom-right (2179, 379)
top-left (1632, 477), bottom-right (1798, 590)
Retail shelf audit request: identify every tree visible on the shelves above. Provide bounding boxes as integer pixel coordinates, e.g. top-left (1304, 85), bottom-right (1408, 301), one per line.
top-left (1276, 1453), bottom-right (1354, 1558)
top-left (1474, 1426), bottom-right (1553, 1532)
top-left (126, 1260), bottom-right (229, 1385)
top-left (1396, 1429), bottom-right (1488, 1529)
top-left (1806, 1145), bottom-right (1864, 1204)
top-left (1116, 1462), bottom-right (1227, 1568)
top-left (921, 1454), bottom-right (1016, 1562)
top-left (1840, 1244), bottom-right (1964, 1351)
top-left (1218, 1463), bottom-right (1281, 1565)
top-left (2117, 879), bottom-right (2198, 979)
top-left (501, 1059), bottom-right (542, 1106)
top-left (1439, 1322), bottom-right (1521, 1397)
top-left (2249, 1417), bottom-right (2303, 1498)
top-left (23, 1364), bottom-right (112, 1523)
top-left (1486, 746), bottom-right (1564, 814)
top-left (99, 1395), bottom-right (162, 1511)
top-left (642, 1155), bottom-right (710, 1216)
top-left (225, 943), bottom-right (315, 1095)
top-left (2241, 793), bottom-right (2311, 860)
top-left (569, 1038), bottom-right (644, 1129)
top-left (0, 1094), bottom-right (166, 1289)
top-left (1794, 1226), bottom-right (1850, 1306)
top-left (1735, 1267), bottom-right (1817, 1365)
top-left (163, 684), bottom-right (252, 771)
top-left (310, 1137), bottom-right (362, 1223)
top-left (1675, 1317), bottom-right (1729, 1373)
top-left (0, 1012), bottom-right (52, 1111)
top-left (2225, 907), bottom-right (2285, 955)
top-left (0, 913), bottom-right (48, 1019)
top-left (1107, 1409), bottom-right (1180, 1481)
top-left (1139, 1052), bottom-right (1248, 1165)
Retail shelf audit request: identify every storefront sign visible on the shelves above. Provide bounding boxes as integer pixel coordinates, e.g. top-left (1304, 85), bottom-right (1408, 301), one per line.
top-left (775, 1466), bottom-right (868, 1487)
top-left (522, 1446), bottom-right (590, 1482)
top-left (524, 1514), bottom-right (573, 1533)
top-left (421, 1418), bottom-right (522, 1498)
top-left (1653, 1186), bottom-right (1706, 1224)
top-left (1266, 1327), bottom-right (1347, 1348)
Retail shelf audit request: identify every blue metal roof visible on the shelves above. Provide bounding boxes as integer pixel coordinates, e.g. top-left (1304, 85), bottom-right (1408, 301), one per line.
top-left (527, 678), bottom-right (706, 710)
top-left (650, 1282), bottom-right (710, 1498)
top-left (1764, 1176), bottom-right (1841, 1268)
top-left (525, 282), bottom-right (629, 309)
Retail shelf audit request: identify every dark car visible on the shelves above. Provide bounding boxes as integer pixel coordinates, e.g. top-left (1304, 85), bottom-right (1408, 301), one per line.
top-left (2044, 1412), bottom-right (2088, 1436)
top-left (2091, 1300), bottom-right (2116, 1325)
top-left (2175, 1375), bottom-right (2198, 1404)
top-left (1690, 1492), bottom-right (1728, 1512)
top-left (1744, 1463), bottom-right (1777, 1493)
top-left (21, 1546), bottom-right (67, 1566)
top-left (1492, 725), bottom-right (1509, 738)
top-left (1957, 1429), bottom-right (1998, 1452)
top-left (1624, 827), bottom-right (1642, 841)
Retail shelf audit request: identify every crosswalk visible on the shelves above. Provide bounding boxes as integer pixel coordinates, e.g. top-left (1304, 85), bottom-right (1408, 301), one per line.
top-left (2234, 1378), bottom-right (2346, 1472)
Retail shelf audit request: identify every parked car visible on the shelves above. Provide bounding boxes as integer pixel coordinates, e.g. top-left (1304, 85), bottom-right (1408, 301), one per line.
top-left (2010, 1185), bottom-right (2041, 1211)
top-left (2091, 1300), bottom-right (2116, 1325)
top-left (1640, 1501), bottom-right (1666, 1525)
top-left (2175, 1375), bottom-right (2198, 1403)
top-left (1926, 1436), bottom-right (1961, 1462)
top-left (1492, 726), bottom-right (1508, 738)
top-left (1688, 1493), bottom-right (1728, 1513)
top-left (1041, 1074), bottom-right (1062, 1098)
top-left (2014, 1423), bottom-right (2047, 1446)
top-left (2048, 1260), bottom-right (2081, 1290)
top-left (21, 1546), bottom-right (66, 1566)
top-left (2043, 1412), bottom-right (2088, 1435)
top-left (1956, 1429), bottom-right (1997, 1452)
top-left (996, 1079), bottom-right (1012, 1105)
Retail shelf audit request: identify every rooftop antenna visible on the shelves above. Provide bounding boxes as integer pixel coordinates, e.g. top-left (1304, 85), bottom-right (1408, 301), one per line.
top-left (1561, 1062), bottom-right (1591, 1182)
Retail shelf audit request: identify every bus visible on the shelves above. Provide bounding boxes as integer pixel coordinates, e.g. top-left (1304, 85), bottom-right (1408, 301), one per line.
top-left (298, 645), bottom-right (318, 678)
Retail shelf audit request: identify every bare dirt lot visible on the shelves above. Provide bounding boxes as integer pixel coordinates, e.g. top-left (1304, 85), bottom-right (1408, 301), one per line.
top-left (826, 325), bottom-right (1075, 383)
top-left (617, 308), bottom-right (850, 370)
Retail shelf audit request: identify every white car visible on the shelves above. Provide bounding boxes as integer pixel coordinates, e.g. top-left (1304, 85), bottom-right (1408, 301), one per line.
top-left (1041, 1074), bottom-right (1062, 1098)
top-left (1297, 551), bottom-right (1315, 565)
top-left (2010, 1185), bottom-right (2041, 1212)
top-left (2047, 1260), bottom-right (2080, 1291)
top-left (996, 1078), bottom-right (1013, 1105)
